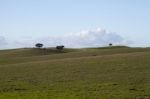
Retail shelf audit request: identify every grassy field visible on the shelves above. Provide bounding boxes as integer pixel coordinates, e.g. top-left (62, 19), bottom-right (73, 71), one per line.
top-left (0, 46), bottom-right (150, 99)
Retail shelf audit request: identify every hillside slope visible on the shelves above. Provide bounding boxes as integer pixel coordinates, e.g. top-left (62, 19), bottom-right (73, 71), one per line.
top-left (0, 47), bottom-right (150, 99)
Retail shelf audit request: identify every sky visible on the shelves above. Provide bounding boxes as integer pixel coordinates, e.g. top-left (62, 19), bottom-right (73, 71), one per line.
top-left (0, 0), bottom-right (150, 49)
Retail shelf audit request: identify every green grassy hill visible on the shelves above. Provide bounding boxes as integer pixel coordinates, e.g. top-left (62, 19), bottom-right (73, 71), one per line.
top-left (0, 47), bottom-right (150, 99)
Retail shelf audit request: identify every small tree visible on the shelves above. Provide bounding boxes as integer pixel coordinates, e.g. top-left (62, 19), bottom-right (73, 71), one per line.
top-left (109, 43), bottom-right (112, 47)
top-left (56, 45), bottom-right (64, 50)
top-left (35, 43), bottom-right (43, 48)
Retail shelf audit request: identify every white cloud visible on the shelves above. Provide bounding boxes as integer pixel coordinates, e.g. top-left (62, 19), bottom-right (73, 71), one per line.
top-left (0, 36), bottom-right (7, 48)
top-left (34, 28), bottom-right (128, 48)
top-left (0, 28), bottom-right (130, 49)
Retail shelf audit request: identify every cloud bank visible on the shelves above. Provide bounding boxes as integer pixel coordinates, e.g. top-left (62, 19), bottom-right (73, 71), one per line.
top-left (0, 36), bottom-right (7, 48)
top-left (33, 28), bottom-right (128, 48)
top-left (0, 28), bottom-right (129, 49)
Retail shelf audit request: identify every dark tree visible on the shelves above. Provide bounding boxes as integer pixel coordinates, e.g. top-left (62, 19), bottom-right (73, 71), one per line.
top-left (35, 43), bottom-right (43, 48)
top-left (109, 43), bottom-right (113, 47)
top-left (56, 45), bottom-right (64, 50)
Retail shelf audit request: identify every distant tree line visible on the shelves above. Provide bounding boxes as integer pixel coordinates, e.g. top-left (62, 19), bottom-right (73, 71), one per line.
top-left (35, 42), bottom-right (113, 50)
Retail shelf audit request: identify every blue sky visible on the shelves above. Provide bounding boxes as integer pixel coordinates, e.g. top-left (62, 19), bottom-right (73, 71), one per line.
top-left (0, 0), bottom-right (150, 48)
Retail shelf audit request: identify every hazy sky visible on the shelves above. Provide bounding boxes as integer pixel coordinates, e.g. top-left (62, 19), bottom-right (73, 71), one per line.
top-left (0, 0), bottom-right (150, 48)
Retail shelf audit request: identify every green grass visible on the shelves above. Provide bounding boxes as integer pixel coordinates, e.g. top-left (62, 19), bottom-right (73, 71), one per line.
top-left (0, 47), bottom-right (150, 99)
